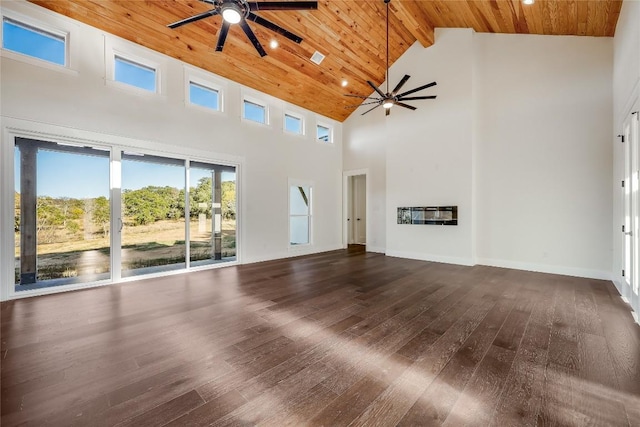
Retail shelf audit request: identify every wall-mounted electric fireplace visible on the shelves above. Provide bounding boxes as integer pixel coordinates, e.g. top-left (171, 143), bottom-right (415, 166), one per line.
top-left (397, 206), bottom-right (458, 225)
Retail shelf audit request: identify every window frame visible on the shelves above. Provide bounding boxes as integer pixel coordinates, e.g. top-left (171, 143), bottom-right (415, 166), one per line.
top-left (1, 120), bottom-right (242, 301)
top-left (242, 96), bottom-right (269, 126)
top-left (316, 123), bottom-right (333, 144)
top-left (112, 53), bottom-right (159, 93)
top-left (288, 179), bottom-right (313, 248)
top-left (184, 65), bottom-right (225, 114)
top-left (284, 111), bottom-right (305, 136)
top-left (0, 7), bottom-right (78, 74)
top-left (105, 37), bottom-right (166, 96)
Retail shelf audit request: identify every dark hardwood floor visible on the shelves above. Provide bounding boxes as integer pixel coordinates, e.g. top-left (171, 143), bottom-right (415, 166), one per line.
top-left (2, 247), bottom-right (639, 426)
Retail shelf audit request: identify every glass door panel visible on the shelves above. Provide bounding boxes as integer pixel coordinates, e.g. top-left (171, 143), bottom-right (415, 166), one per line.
top-left (14, 138), bottom-right (111, 291)
top-left (189, 162), bottom-right (236, 266)
top-left (121, 153), bottom-right (186, 277)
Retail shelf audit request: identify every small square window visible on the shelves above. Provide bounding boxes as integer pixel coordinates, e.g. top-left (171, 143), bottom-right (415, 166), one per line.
top-left (317, 124), bottom-right (331, 143)
top-left (189, 81), bottom-right (220, 111)
top-left (243, 100), bottom-right (267, 124)
top-left (114, 55), bottom-right (156, 92)
top-left (2, 17), bottom-right (65, 66)
top-left (284, 114), bottom-right (303, 134)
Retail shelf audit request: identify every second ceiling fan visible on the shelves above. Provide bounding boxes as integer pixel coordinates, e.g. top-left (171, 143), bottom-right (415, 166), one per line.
top-left (346, 0), bottom-right (437, 116)
top-left (168, 0), bottom-right (317, 57)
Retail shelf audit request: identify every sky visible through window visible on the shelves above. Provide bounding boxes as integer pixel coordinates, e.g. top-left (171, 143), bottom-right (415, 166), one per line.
top-left (115, 56), bottom-right (156, 92)
top-left (2, 18), bottom-right (65, 65)
top-left (285, 114), bottom-right (302, 134)
top-left (190, 82), bottom-right (219, 110)
top-left (14, 149), bottom-right (235, 199)
top-left (244, 100), bottom-right (266, 123)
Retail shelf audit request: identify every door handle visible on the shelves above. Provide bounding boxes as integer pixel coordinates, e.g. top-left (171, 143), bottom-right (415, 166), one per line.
top-left (624, 231), bottom-right (632, 236)
top-left (357, 218), bottom-right (361, 221)
top-left (119, 218), bottom-right (124, 232)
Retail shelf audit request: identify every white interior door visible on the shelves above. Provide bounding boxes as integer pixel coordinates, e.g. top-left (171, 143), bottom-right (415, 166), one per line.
top-left (622, 111), bottom-right (639, 297)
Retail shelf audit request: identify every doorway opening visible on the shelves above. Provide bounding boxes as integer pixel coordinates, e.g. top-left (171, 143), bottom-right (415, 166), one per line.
top-left (344, 171), bottom-right (367, 250)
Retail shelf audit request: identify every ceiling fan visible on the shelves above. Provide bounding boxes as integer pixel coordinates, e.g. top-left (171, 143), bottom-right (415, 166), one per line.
top-left (167, 0), bottom-right (317, 57)
top-left (345, 0), bottom-right (437, 116)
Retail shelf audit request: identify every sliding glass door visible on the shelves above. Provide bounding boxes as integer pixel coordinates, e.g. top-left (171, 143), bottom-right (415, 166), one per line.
top-left (14, 138), bottom-right (111, 291)
top-left (188, 162), bottom-right (237, 266)
top-left (121, 153), bottom-right (187, 277)
top-left (13, 137), bottom-right (237, 293)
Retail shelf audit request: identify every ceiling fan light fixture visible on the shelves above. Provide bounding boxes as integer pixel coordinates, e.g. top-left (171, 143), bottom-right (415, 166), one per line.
top-left (221, 5), bottom-right (242, 24)
top-left (382, 100), bottom-right (394, 109)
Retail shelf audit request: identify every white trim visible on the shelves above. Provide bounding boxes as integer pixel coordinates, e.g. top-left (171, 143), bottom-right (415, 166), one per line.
top-left (245, 244), bottom-right (342, 264)
top-left (366, 246), bottom-right (385, 254)
top-left (476, 257), bottom-right (613, 281)
top-left (387, 250), bottom-right (475, 267)
top-left (184, 64), bottom-right (226, 114)
top-left (0, 118), bottom-right (243, 301)
top-left (288, 178), bottom-right (313, 248)
top-left (342, 169), bottom-right (369, 248)
top-left (1, 3), bottom-right (79, 73)
top-left (105, 35), bottom-right (166, 96)
top-left (283, 111), bottom-right (305, 136)
top-left (316, 122), bottom-right (333, 144)
top-left (242, 96), bottom-right (269, 126)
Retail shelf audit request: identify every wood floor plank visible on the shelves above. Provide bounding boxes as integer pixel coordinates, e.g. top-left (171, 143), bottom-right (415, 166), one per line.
top-left (489, 320), bottom-right (552, 426)
top-left (397, 298), bottom-right (515, 425)
top-left (162, 389), bottom-right (247, 427)
top-left (116, 390), bottom-right (205, 427)
top-left (443, 344), bottom-right (517, 426)
top-left (1, 248), bottom-right (638, 427)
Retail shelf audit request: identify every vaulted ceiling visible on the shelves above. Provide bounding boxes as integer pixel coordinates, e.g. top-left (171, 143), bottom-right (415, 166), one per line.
top-left (30, 0), bottom-right (622, 122)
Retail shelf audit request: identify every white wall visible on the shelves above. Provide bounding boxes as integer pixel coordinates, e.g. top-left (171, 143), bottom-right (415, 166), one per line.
top-left (613, 0), bottom-right (640, 320)
top-left (0, 1), bottom-right (343, 300)
top-left (385, 30), bottom-right (475, 265)
top-left (475, 33), bottom-right (613, 278)
top-left (342, 102), bottom-right (387, 253)
top-left (343, 27), bottom-right (614, 280)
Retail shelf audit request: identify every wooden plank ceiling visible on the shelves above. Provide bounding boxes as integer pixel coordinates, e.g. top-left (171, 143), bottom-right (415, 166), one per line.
top-left (30, 0), bottom-right (622, 122)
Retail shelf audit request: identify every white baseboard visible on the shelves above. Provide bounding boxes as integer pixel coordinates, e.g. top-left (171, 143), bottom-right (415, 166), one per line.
top-left (366, 246), bottom-right (385, 254)
top-left (243, 244), bottom-right (344, 265)
top-left (385, 250), bottom-right (475, 267)
top-left (475, 258), bottom-right (612, 281)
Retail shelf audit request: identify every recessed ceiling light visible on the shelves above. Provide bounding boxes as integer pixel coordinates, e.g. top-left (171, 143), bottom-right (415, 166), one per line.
top-left (270, 39), bottom-right (278, 49)
top-left (341, 80), bottom-right (348, 87)
top-left (310, 51), bottom-right (325, 65)
top-left (523, 0), bottom-right (534, 4)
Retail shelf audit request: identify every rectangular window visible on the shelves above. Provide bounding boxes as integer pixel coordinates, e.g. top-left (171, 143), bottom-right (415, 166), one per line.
top-left (317, 124), bottom-right (331, 143)
top-left (243, 100), bottom-right (267, 124)
top-left (114, 55), bottom-right (156, 92)
top-left (290, 184), bottom-right (311, 245)
top-left (284, 114), bottom-right (303, 135)
top-left (189, 81), bottom-right (220, 111)
top-left (2, 17), bottom-right (65, 66)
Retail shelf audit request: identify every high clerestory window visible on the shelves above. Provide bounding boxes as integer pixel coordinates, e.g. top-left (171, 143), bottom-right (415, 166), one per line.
top-left (114, 55), bottom-right (157, 92)
top-left (2, 17), bottom-right (66, 66)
